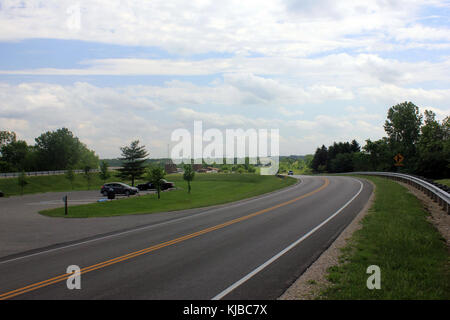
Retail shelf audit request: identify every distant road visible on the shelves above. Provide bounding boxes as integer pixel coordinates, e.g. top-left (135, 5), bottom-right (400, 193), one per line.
top-left (0, 175), bottom-right (372, 300)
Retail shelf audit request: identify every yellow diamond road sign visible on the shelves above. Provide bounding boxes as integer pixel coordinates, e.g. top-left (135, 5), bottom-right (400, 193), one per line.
top-left (394, 153), bottom-right (404, 166)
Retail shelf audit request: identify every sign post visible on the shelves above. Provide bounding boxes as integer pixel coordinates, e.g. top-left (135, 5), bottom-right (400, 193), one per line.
top-left (63, 195), bottom-right (68, 215)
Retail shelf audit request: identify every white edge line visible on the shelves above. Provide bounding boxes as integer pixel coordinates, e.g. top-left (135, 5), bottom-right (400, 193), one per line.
top-left (211, 179), bottom-right (364, 300)
top-left (0, 176), bottom-right (305, 265)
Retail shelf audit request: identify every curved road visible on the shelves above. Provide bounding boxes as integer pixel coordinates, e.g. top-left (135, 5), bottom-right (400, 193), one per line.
top-left (0, 175), bottom-right (372, 300)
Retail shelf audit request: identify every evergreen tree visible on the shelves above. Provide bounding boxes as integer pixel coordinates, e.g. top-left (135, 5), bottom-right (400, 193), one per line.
top-left (117, 140), bottom-right (149, 186)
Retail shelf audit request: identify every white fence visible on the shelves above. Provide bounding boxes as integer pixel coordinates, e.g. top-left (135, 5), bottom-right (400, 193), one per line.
top-left (0, 169), bottom-right (100, 179)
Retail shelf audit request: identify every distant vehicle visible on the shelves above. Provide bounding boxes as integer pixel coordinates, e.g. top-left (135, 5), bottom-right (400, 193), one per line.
top-left (0, 190), bottom-right (4, 197)
top-left (136, 182), bottom-right (155, 191)
top-left (288, 171), bottom-right (294, 175)
top-left (161, 179), bottom-right (175, 190)
top-left (137, 179), bottom-right (175, 191)
top-left (101, 182), bottom-right (138, 196)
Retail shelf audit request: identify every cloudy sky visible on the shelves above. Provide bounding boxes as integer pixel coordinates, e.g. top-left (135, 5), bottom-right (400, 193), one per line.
top-left (1, 0), bottom-right (449, 158)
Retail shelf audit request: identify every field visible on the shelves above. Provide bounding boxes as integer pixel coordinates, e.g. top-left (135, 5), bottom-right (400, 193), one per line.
top-left (0, 172), bottom-right (122, 197)
top-left (39, 173), bottom-right (297, 218)
top-left (320, 176), bottom-right (449, 299)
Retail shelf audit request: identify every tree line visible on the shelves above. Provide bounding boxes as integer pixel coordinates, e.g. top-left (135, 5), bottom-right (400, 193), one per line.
top-left (311, 102), bottom-right (449, 178)
top-left (0, 128), bottom-right (99, 173)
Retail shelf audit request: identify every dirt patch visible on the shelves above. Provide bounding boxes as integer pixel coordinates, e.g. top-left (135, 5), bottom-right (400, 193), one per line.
top-left (279, 180), bottom-right (375, 300)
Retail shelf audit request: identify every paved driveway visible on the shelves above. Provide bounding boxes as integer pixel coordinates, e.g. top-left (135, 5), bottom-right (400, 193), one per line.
top-left (0, 189), bottom-right (184, 259)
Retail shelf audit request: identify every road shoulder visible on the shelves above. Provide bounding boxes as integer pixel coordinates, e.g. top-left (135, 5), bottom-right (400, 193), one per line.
top-left (279, 179), bottom-right (375, 300)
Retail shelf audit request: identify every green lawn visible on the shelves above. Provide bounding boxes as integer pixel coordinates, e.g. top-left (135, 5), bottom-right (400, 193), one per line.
top-left (435, 179), bottom-right (450, 187)
top-left (0, 172), bottom-right (127, 197)
top-left (320, 176), bottom-right (449, 300)
top-left (39, 174), bottom-right (297, 218)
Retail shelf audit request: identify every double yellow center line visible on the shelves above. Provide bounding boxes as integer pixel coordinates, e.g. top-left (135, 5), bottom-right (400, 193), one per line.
top-left (0, 177), bottom-right (329, 300)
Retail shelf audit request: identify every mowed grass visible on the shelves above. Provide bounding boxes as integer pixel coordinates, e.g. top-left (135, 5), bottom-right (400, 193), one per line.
top-left (0, 172), bottom-right (122, 197)
top-left (320, 176), bottom-right (449, 300)
top-left (436, 179), bottom-right (450, 187)
top-left (40, 174), bottom-right (297, 218)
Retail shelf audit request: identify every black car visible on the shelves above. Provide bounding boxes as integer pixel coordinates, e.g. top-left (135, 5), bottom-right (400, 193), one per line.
top-left (136, 182), bottom-right (155, 191)
top-left (288, 170), bottom-right (294, 175)
top-left (0, 190), bottom-right (4, 197)
top-left (137, 179), bottom-right (175, 191)
top-left (161, 179), bottom-right (175, 190)
top-left (100, 182), bottom-right (138, 196)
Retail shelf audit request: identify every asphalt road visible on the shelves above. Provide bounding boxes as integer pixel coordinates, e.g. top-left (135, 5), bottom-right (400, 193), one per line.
top-left (0, 175), bottom-right (372, 300)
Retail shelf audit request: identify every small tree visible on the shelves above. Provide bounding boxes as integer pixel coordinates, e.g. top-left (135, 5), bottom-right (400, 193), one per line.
top-left (83, 165), bottom-right (93, 190)
top-left (183, 164), bottom-right (195, 193)
top-left (18, 171), bottom-right (28, 195)
top-left (65, 167), bottom-right (75, 189)
top-left (99, 160), bottom-right (111, 183)
top-left (147, 166), bottom-right (166, 199)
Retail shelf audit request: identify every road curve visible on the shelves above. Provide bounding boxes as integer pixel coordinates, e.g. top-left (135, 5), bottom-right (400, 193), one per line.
top-left (0, 175), bottom-right (372, 300)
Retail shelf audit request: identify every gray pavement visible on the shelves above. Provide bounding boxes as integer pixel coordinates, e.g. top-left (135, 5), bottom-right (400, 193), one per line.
top-left (0, 176), bottom-right (373, 300)
top-left (0, 188), bottom-right (173, 258)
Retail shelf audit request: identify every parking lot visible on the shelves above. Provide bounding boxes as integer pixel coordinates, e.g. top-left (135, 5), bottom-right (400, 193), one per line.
top-left (0, 188), bottom-right (179, 259)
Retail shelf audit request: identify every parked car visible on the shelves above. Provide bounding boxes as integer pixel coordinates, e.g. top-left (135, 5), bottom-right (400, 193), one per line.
top-left (288, 171), bottom-right (294, 175)
top-left (137, 179), bottom-right (175, 191)
top-left (136, 182), bottom-right (155, 191)
top-left (100, 182), bottom-right (138, 196)
top-left (0, 190), bottom-right (4, 197)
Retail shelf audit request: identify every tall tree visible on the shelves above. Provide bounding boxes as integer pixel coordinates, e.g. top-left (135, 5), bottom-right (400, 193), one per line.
top-left (34, 128), bottom-right (98, 170)
top-left (0, 131), bottom-right (16, 148)
top-left (416, 110), bottom-right (449, 178)
top-left (0, 140), bottom-right (29, 171)
top-left (384, 102), bottom-right (422, 170)
top-left (183, 164), bottom-right (195, 193)
top-left (117, 140), bottom-right (149, 186)
top-left (311, 145), bottom-right (328, 172)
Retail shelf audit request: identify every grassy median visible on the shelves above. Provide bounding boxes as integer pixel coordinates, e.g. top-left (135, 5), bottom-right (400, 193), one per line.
top-left (39, 174), bottom-right (297, 218)
top-left (320, 176), bottom-right (449, 300)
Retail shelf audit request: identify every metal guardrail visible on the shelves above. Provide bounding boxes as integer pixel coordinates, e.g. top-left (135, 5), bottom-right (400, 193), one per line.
top-left (350, 172), bottom-right (450, 214)
top-left (0, 169), bottom-right (100, 179)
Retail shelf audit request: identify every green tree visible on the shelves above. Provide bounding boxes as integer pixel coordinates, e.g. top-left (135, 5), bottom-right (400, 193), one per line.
top-left (384, 102), bottom-right (422, 170)
top-left (65, 167), bottom-right (75, 189)
top-left (329, 153), bottom-right (354, 173)
top-left (0, 140), bottom-right (29, 171)
top-left (117, 140), bottom-right (149, 186)
top-left (311, 145), bottom-right (328, 172)
top-left (147, 166), bottom-right (166, 199)
top-left (0, 131), bottom-right (16, 148)
top-left (416, 111), bottom-right (449, 178)
top-left (34, 128), bottom-right (98, 170)
top-left (17, 171), bottom-right (28, 195)
top-left (183, 164), bottom-right (195, 193)
top-left (99, 160), bottom-right (111, 183)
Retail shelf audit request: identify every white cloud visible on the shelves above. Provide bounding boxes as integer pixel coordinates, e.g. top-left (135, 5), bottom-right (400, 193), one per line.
top-left (359, 84), bottom-right (450, 114)
top-left (0, 0), bottom-right (447, 56)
